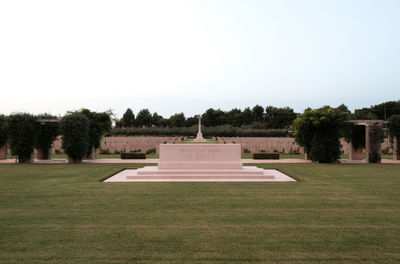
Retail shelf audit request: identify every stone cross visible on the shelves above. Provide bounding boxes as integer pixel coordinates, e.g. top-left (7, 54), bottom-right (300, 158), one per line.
top-left (194, 114), bottom-right (205, 142)
top-left (197, 115), bottom-right (202, 132)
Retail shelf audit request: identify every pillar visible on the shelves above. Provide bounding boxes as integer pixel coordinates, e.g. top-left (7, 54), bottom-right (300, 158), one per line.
top-left (349, 142), bottom-right (363, 160)
top-left (394, 136), bottom-right (400, 160)
top-left (0, 144), bottom-right (7, 160)
top-left (365, 125), bottom-right (371, 163)
top-left (37, 147), bottom-right (51, 160)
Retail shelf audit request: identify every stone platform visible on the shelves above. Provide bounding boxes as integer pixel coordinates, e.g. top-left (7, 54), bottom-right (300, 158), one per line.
top-left (104, 144), bottom-right (296, 182)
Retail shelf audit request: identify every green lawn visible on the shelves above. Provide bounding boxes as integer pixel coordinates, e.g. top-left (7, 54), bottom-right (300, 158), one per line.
top-left (0, 163), bottom-right (399, 263)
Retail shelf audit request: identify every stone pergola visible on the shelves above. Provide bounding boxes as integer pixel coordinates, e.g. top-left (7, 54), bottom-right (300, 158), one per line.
top-left (35, 119), bottom-right (60, 160)
top-left (346, 120), bottom-right (390, 163)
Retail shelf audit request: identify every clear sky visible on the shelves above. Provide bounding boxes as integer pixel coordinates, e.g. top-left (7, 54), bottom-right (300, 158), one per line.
top-left (0, 0), bottom-right (399, 118)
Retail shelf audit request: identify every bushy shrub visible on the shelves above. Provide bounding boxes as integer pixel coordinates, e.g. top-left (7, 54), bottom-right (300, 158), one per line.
top-left (7, 113), bottom-right (40, 163)
top-left (0, 115), bottom-right (7, 147)
top-left (294, 106), bottom-right (349, 163)
top-left (252, 153), bottom-right (280, 159)
top-left (145, 148), bottom-right (156, 154)
top-left (60, 113), bottom-right (90, 163)
top-left (79, 109), bottom-right (112, 157)
top-left (121, 152), bottom-right (146, 159)
top-left (343, 123), bottom-right (365, 150)
top-left (35, 114), bottom-right (59, 159)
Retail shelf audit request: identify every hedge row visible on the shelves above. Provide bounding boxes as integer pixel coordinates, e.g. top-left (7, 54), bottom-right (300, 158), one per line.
top-left (121, 152), bottom-right (146, 159)
top-left (110, 125), bottom-right (288, 137)
top-left (252, 153), bottom-right (280, 160)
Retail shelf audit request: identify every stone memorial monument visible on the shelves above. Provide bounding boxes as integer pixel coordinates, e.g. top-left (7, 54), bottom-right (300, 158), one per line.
top-left (194, 115), bottom-right (205, 142)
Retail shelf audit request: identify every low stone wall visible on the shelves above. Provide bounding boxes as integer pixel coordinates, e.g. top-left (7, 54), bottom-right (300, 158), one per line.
top-left (51, 136), bottom-right (185, 154)
top-left (49, 136), bottom-right (392, 155)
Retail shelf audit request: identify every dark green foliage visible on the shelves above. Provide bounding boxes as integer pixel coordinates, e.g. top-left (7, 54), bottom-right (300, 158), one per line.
top-left (252, 105), bottom-right (264, 123)
top-left (185, 116), bottom-right (198, 127)
top-left (240, 107), bottom-right (254, 126)
top-left (343, 123), bottom-right (365, 150)
top-left (294, 106), bottom-right (349, 163)
top-left (111, 125), bottom-right (288, 137)
top-left (169, 113), bottom-right (186, 127)
top-left (354, 100), bottom-right (400, 120)
top-left (202, 108), bottom-right (226, 127)
top-left (121, 108), bottom-right (135, 127)
top-left (265, 106), bottom-right (297, 129)
top-left (60, 112), bottom-right (90, 162)
top-left (7, 113), bottom-right (40, 163)
top-left (0, 115), bottom-right (7, 147)
top-left (226, 108), bottom-right (243, 127)
top-left (35, 114), bottom-right (59, 159)
top-left (368, 124), bottom-right (384, 163)
top-left (120, 152), bottom-right (146, 159)
top-left (79, 109), bottom-right (112, 156)
top-left (389, 114), bottom-right (400, 154)
top-left (136, 109), bottom-right (152, 127)
top-left (252, 152), bottom-right (279, 159)
top-left (152, 112), bottom-right (165, 127)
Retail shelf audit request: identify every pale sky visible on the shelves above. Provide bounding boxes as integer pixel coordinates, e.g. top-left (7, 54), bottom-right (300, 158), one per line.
top-left (1, 0), bottom-right (399, 118)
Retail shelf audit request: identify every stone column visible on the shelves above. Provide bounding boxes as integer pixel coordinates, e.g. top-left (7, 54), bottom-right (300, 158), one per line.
top-left (0, 144), bottom-right (7, 160)
top-left (365, 125), bottom-right (371, 163)
top-left (394, 136), bottom-right (400, 160)
top-left (349, 142), bottom-right (363, 160)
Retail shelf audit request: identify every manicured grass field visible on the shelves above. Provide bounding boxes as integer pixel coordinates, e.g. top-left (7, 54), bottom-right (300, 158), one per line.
top-left (1, 163), bottom-right (400, 263)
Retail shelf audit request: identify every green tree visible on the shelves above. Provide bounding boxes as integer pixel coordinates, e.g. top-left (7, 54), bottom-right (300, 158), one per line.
top-left (60, 112), bottom-right (90, 163)
top-left (252, 105), bottom-right (265, 123)
top-left (240, 107), bottom-right (253, 126)
top-left (136, 109), bottom-right (152, 127)
top-left (202, 108), bottom-right (223, 127)
top-left (79, 109), bottom-right (112, 157)
top-left (227, 108), bottom-right (242, 127)
top-left (265, 106), bottom-right (297, 129)
top-left (354, 100), bottom-right (400, 120)
top-left (0, 115), bottom-right (7, 147)
top-left (294, 106), bottom-right (349, 163)
top-left (121, 108), bottom-right (135, 127)
top-left (152, 112), bottom-right (166, 127)
top-left (169, 113), bottom-right (186, 127)
top-left (185, 116), bottom-right (198, 127)
top-left (7, 113), bottom-right (40, 163)
top-left (35, 114), bottom-right (59, 159)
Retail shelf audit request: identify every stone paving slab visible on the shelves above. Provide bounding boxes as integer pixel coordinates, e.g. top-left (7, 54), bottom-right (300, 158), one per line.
top-left (104, 167), bottom-right (296, 182)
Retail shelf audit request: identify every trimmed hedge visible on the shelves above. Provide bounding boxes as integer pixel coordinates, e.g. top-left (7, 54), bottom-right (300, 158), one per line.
top-left (7, 113), bottom-right (40, 163)
top-left (111, 125), bottom-right (288, 137)
top-left (252, 153), bottom-right (280, 160)
top-left (121, 152), bottom-right (146, 159)
top-left (60, 113), bottom-right (90, 163)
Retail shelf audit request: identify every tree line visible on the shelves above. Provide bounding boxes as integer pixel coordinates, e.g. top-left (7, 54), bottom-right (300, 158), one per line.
top-left (1, 100), bottom-right (400, 164)
top-left (115, 105), bottom-right (297, 129)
